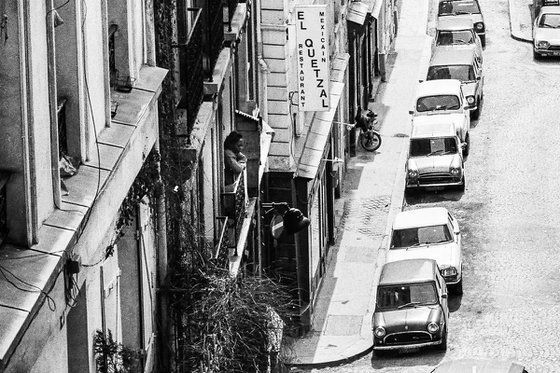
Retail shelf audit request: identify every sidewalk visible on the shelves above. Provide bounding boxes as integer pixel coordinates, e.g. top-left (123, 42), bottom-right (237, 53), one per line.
top-left (285, 0), bottom-right (433, 368)
top-left (508, 0), bottom-right (534, 42)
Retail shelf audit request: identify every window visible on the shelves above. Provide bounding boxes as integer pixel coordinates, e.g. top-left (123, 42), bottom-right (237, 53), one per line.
top-left (438, 0), bottom-right (481, 16)
top-left (539, 14), bottom-right (560, 28)
top-left (436, 30), bottom-right (474, 45)
top-left (416, 95), bottom-right (461, 112)
top-left (427, 65), bottom-right (475, 81)
top-left (409, 137), bottom-right (458, 157)
top-left (377, 283), bottom-right (438, 310)
top-left (391, 224), bottom-right (453, 248)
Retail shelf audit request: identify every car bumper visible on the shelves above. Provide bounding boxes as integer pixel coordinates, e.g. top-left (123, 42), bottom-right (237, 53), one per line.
top-left (373, 339), bottom-right (444, 351)
top-left (406, 178), bottom-right (463, 189)
top-left (534, 48), bottom-right (560, 56)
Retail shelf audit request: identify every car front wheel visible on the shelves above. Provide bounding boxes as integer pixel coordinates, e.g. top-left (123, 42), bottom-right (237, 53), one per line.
top-left (453, 278), bottom-right (463, 295)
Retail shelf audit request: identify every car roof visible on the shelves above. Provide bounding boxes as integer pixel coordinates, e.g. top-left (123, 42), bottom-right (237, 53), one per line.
top-left (430, 48), bottom-right (476, 66)
top-left (540, 6), bottom-right (560, 14)
top-left (437, 16), bottom-right (474, 30)
top-left (431, 359), bottom-right (526, 373)
top-left (416, 79), bottom-right (462, 97)
top-left (411, 121), bottom-right (456, 138)
top-left (393, 207), bottom-right (450, 230)
top-left (379, 259), bottom-right (439, 285)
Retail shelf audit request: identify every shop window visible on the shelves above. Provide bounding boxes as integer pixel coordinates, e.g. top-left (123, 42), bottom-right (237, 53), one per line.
top-left (0, 174), bottom-right (7, 246)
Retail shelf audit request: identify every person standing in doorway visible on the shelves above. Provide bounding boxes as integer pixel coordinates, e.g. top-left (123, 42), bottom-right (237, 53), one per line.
top-left (224, 131), bottom-right (247, 190)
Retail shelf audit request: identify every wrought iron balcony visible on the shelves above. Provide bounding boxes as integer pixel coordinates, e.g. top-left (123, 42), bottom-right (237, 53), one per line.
top-left (221, 169), bottom-right (248, 243)
top-left (213, 216), bottom-right (231, 268)
top-left (175, 6), bottom-right (204, 130)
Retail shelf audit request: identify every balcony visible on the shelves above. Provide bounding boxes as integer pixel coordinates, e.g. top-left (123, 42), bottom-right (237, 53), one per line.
top-left (175, 6), bottom-right (204, 131)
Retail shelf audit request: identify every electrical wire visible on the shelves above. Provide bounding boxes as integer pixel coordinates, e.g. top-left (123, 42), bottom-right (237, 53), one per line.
top-left (45, 0), bottom-right (71, 18)
top-left (0, 263), bottom-right (58, 311)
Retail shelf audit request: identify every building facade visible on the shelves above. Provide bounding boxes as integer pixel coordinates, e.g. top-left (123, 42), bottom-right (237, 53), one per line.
top-left (0, 1), bottom-right (166, 372)
top-left (260, 0), bottom-right (396, 331)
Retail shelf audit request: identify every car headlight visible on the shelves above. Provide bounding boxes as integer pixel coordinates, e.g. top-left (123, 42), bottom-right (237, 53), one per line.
top-left (537, 40), bottom-right (550, 49)
top-left (450, 167), bottom-right (461, 176)
top-left (427, 322), bottom-right (440, 334)
top-left (474, 22), bottom-right (484, 31)
top-left (374, 326), bottom-right (386, 338)
top-left (441, 267), bottom-right (458, 277)
top-left (408, 169), bottom-right (418, 178)
top-left (466, 95), bottom-right (475, 105)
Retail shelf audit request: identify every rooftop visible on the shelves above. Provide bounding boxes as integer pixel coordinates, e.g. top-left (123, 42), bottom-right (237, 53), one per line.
top-left (379, 258), bottom-right (439, 285)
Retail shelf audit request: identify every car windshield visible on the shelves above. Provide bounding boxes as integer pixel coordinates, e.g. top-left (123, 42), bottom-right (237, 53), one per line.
top-left (438, 0), bottom-right (481, 15)
top-left (538, 13), bottom-right (560, 28)
top-left (427, 65), bottom-right (475, 82)
top-left (416, 95), bottom-right (461, 112)
top-left (436, 30), bottom-right (474, 45)
top-left (391, 224), bottom-right (453, 248)
top-left (409, 137), bottom-right (458, 157)
top-left (377, 283), bottom-right (438, 310)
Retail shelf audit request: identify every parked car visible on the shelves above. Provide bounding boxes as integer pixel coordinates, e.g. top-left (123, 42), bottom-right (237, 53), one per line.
top-left (532, 6), bottom-right (560, 59)
top-left (409, 79), bottom-right (471, 155)
top-left (427, 47), bottom-right (484, 119)
top-left (372, 258), bottom-right (449, 355)
top-left (438, 0), bottom-right (486, 46)
top-left (387, 207), bottom-right (464, 293)
top-left (434, 16), bottom-right (483, 61)
top-left (430, 358), bottom-right (529, 372)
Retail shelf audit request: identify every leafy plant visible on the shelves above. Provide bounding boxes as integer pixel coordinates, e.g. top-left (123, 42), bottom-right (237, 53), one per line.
top-left (93, 329), bottom-right (142, 373)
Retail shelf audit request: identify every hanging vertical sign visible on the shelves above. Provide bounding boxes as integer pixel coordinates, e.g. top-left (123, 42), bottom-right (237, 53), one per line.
top-left (295, 5), bottom-right (330, 112)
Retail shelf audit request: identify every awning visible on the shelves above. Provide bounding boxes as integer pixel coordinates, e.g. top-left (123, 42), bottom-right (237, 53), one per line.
top-left (296, 53), bottom-right (350, 180)
top-left (347, 1), bottom-right (370, 25)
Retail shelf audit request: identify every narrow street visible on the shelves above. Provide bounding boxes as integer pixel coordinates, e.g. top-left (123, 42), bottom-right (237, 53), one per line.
top-left (299, 0), bottom-right (560, 371)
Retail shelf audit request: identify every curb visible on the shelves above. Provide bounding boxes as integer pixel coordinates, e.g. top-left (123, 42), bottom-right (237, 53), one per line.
top-left (507, 0), bottom-right (533, 43)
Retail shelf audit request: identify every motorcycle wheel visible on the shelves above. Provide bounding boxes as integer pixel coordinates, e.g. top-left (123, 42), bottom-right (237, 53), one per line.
top-left (359, 131), bottom-right (382, 152)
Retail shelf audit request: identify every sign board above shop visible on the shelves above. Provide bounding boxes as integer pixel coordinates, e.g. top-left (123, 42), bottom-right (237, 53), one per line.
top-left (295, 5), bottom-right (330, 112)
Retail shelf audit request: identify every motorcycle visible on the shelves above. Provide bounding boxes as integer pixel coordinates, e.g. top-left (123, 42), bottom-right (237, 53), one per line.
top-left (356, 109), bottom-right (382, 152)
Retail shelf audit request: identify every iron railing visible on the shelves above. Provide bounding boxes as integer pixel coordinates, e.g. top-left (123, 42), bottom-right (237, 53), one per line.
top-left (221, 169), bottom-right (248, 242)
top-left (175, 6), bottom-right (204, 130)
top-left (213, 216), bottom-right (230, 268)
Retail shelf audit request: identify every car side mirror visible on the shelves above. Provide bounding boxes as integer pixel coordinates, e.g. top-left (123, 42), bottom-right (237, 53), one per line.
top-left (461, 142), bottom-right (467, 149)
top-left (409, 110), bottom-right (414, 115)
top-left (476, 76), bottom-right (481, 81)
top-left (454, 228), bottom-right (460, 235)
top-left (418, 79), bottom-right (424, 83)
top-left (442, 293), bottom-right (448, 299)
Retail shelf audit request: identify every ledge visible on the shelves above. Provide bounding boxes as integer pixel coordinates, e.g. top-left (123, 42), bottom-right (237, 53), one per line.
top-left (0, 65), bottom-right (167, 370)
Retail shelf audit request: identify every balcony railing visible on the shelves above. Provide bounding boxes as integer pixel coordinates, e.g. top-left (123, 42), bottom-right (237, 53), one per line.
top-left (213, 216), bottom-right (230, 268)
top-left (221, 169), bottom-right (248, 242)
top-left (205, 0), bottom-right (224, 76)
top-left (175, 6), bottom-right (204, 130)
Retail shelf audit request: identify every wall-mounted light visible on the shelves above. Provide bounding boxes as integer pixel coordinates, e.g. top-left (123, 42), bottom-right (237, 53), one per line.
top-left (262, 202), bottom-right (310, 237)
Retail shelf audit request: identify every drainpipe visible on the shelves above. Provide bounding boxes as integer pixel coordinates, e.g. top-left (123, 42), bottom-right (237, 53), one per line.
top-left (153, 140), bottom-right (170, 372)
